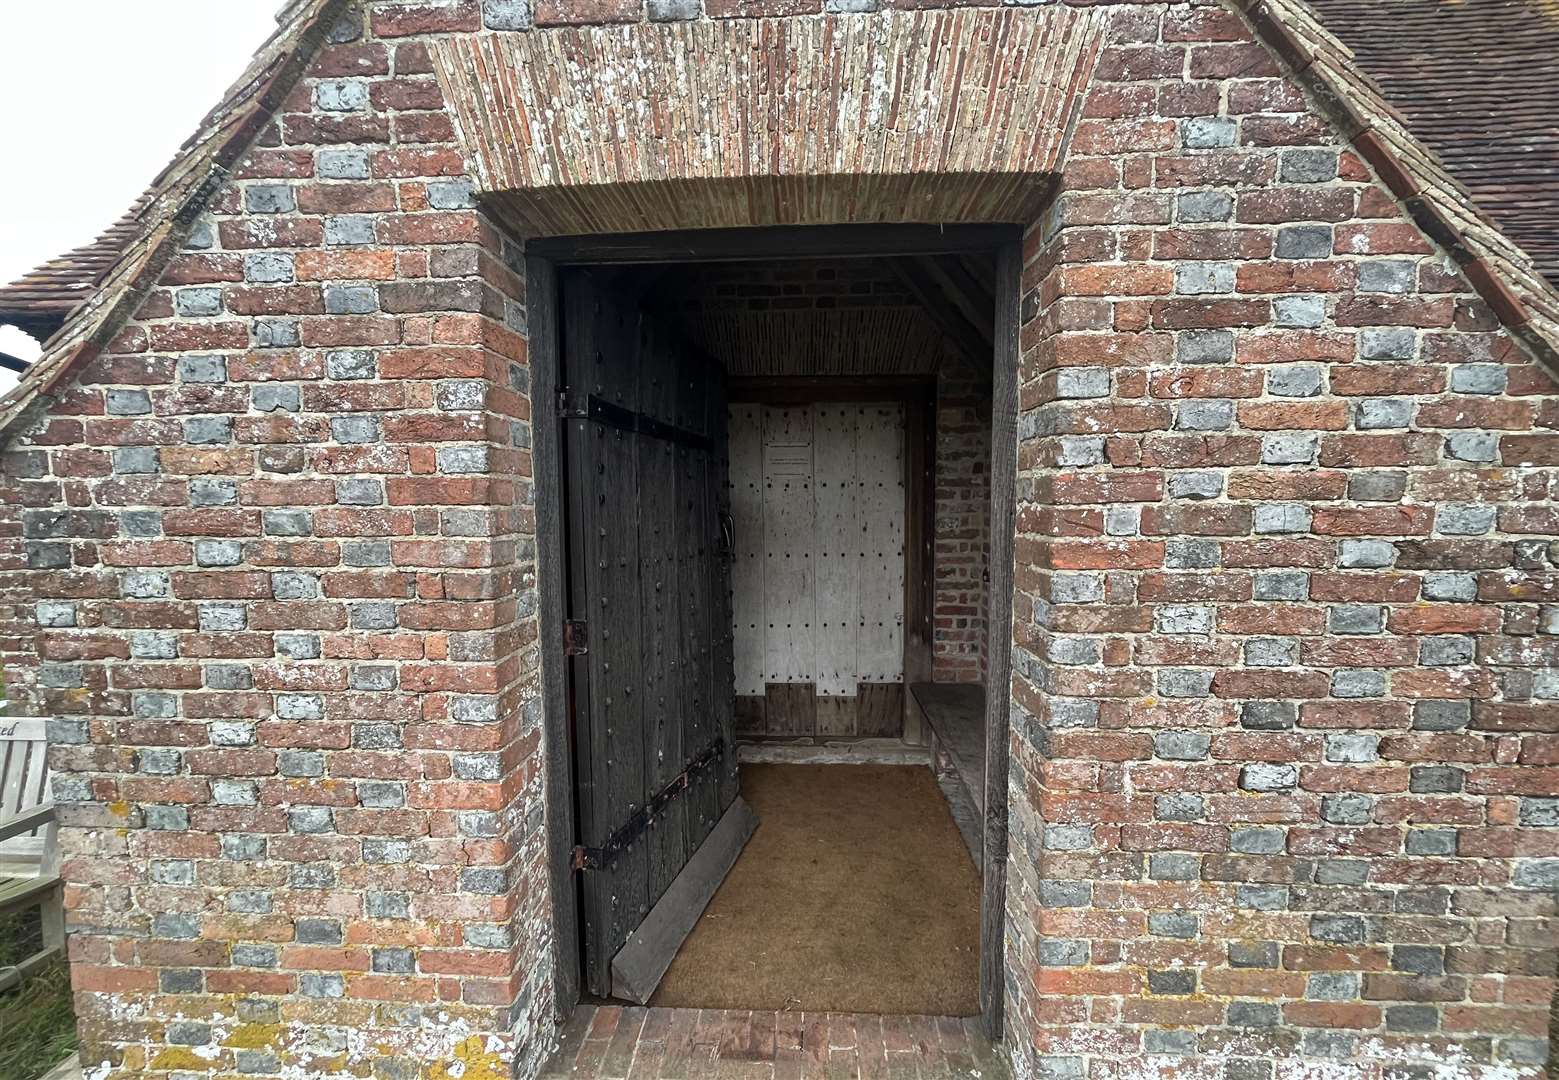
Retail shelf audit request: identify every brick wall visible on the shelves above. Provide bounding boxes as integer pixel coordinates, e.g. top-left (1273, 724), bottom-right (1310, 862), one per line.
top-left (0, 2), bottom-right (1555, 1080)
top-left (1004, 6), bottom-right (1559, 1080)
top-left (933, 366), bottom-right (991, 685)
top-left (0, 6), bottom-right (556, 1078)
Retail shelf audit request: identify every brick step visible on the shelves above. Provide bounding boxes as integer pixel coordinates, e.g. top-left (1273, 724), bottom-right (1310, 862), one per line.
top-left (542, 1005), bottom-right (1010, 1079)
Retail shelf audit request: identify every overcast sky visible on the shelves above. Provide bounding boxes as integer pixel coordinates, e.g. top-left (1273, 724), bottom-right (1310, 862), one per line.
top-left (0, 1), bottom-right (281, 390)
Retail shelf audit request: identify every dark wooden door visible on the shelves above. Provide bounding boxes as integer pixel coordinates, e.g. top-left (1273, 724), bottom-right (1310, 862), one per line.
top-left (560, 268), bottom-right (747, 1001)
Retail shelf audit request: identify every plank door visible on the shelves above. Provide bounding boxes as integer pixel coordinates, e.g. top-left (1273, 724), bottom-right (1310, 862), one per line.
top-left (559, 268), bottom-right (749, 1002)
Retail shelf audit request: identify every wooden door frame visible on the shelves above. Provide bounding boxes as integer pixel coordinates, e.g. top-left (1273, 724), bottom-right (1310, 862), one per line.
top-left (527, 223), bottom-right (1022, 1040)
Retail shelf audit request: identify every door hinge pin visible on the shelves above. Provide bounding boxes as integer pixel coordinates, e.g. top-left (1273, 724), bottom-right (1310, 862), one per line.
top-left (564, 619), bottom-right (590, 656)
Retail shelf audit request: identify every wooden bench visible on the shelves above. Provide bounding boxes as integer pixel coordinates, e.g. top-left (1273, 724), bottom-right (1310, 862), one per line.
top-left (909, 683), bottom-right (986, 870)
top-left (0, 717), bottom-right (64, 993)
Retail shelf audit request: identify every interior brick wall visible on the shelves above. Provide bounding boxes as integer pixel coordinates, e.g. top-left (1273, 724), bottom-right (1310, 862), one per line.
top-left (933, 366), bottom-right (991, 685)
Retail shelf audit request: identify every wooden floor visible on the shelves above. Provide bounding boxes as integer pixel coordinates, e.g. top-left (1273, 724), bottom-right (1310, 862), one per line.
top-left (541, 1006), bottom-right (1010, 1079)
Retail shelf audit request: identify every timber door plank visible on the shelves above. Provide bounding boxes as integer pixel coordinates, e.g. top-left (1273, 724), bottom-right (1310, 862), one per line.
top-left (562, 268), bottom-right (745, 1003)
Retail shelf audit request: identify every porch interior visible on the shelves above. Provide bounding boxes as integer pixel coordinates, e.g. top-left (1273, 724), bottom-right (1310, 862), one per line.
top-left (577, 253), bottom-right (997, 1016)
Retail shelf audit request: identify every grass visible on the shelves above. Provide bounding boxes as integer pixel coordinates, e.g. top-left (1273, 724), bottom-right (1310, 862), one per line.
top-left (0, 908), bottom-right (79, 1080)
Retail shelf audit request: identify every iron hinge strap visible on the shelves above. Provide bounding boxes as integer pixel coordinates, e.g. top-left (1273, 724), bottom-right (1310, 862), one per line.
top-left (557, 389), bottom-right (712, 452)
top-left (573, 737), bottom-right (727, 872)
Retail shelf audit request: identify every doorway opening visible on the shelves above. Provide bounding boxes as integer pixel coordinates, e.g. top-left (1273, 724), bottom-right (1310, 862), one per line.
top-left (528, 226), bottom-right (1020, 1037)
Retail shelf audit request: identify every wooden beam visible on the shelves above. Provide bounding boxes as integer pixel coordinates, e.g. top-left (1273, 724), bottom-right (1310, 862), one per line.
top-left (525, 253), bottom-right (584, 1020)
top-left (886, 257), bottom-right (990, 368)
top-left (979, 238), bottom-right (1020, 1043)
top-left (528, 223), bottom-right (1020, 265)
top-left (917, 255), bottom-right (995, 347)
top-left (610, 796), bottom-right (759, 1003)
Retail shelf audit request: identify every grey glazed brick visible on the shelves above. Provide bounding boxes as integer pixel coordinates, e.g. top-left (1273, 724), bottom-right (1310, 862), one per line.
top-left (1175, 399), bottom-right (1234, 431)
top-left (1422, 571), bottom-right (1477, 602)
top-left (1148, 912), bottom-right (1198, 939)
top-left (175, 287), bottom-right (224, 317)
top-left (1303, 863), bottom-right (1360, 896)
top-left (1357, 260), bottom-right (1415, 293)
top-left (244, 184), bottom-right (297, 213)
top-left (264, 510), bottom-right (312, 537)
top-left (245, 252), bottom-right (295, 283)
top-left (1244, 637), bottom-right (1297, 667)
top-left (1148, 969), bottom-right (1196, 995)
top-left (190, 478), bottom-right (238, 507)
top-left (1438, 503), bottom-right (1496, 535)
top-left (179, 354), bottom-right (228, 383)
top-left (1052, 573), bottom-right (1103, 604)
top-left (1254, 570), bottom-right (1308, 601)
top-left (1241, 700), bottom-right (1297, 730)
top-left (1231, 827), bottom-right (1285, 855)
top-left (325, 285), bottom-right (379, 315)
top-left (1445, 431), bottom-right (1500, 462)
top-left (317, 148), bottom-right (370, 179)
top-left (1413, 700), bottom-right (1470, 731)
top-left (1236, 884), bottom-right (1288, 910)
top-left (1055, 367), bottom-right (1110, 399)
top-left (1339, 539), bottom-right (1395, 569)
top-left (1450, 363), bottom-right (1508, 394)
top-left (1044, 825), bottom-right (1094, 851)
top-left (1037, 938), bottom-right (1089, 966)
top-left (1166, 538), bottom-right (1219, 569)
top-left (326, 216), bottom-right (377, 246)
top-left (1176, 329), bottom-right (1233, 364)
top-left (1328, 605), bottom-right (1383, 635)
top-left (1253, 503), bottom-right (1311, 535)
top-left (185, 416), bottom-right (233, 445)
top-left (1154, 730), bottom-right (1211, 760)
top-left (1325, 733), bottom-right (1379, 763)
top-left (1307, 972), bottom-right (1361, 1001)
top-left (1241, 763), bottom-right (1297, 792)
top-left (1228, 1002), bottom-right (1280, 1028)
top-left (1279, 149), bottom-right (1338, 183)
top-left (1168, 471), bottom-right (1222, 500)
top-left (484, 0), bottom-right (534, 27)
top-left (327, 350), bottom-right (377, 380)
top-left (331, 415), bottom-right (382, 444)
top-left (1310, 914), bottom-right (1367, 944)
top-left (1261, 433), bottom-right (1317, 465)
top-left (1355, 397), bottom-right (1413, 429)
top-left (1513, 859), bottom-right (1559, 888)
top-left (428, 179), bottom-right (478, 209)
top-left (1175, 262), bottom-right (1235, 295)
top-left (1156, 794), bottom-right (1205, 822)
top-left (1149, 853), bottom-right (1198, 881)
top-left (1145, 1030), bottom-right (1197, 1055)
top-left (1420, 636), bottom-right (1474, 666)
top-left (1405, 829), bottom-right (1457, 856)
top-left (1038, 881), bottom-right (1091, 907)
top-left (1178, 191), bottom-right (1233, 223)
top-left (106, 388), bottom-right (152, 415)
top-left (366, 891), bottom-right (411, 919)
top-left (1275, 225), bottom-right (1331, 259)
top-left (254, 317), bottom-right (301, 348)
top-left (314, 80), bottom-right (369, 111)
top-left (1157, 669), bottom-right (1214, 698)
top-left (1349, 470), bottom-right (1406, 501)
top-left (1229, 941), bottom-right (1279, 969)
top-left (1359, 326), bottom-right (1416, 360)
top-left (253, 385), bottom-right (301, 413)
top-left (1267, 363), bottom-right (1323, 397)
top-left (1057, 436), bottom-right (1105, 467)
top-left (1520, 798), bottom-right (1559, 826)
top-left (1410, 765), bottom-right (1465, 793)
top-left (1273, 294), bottom-right (1325, 328)
top-left (1156, 605), bottom-right (1213, 635)
top-left (648, 0), bottom-right (701, 17)
top-left (1322, 794), bottom-right (1374, 825)
top-left (1183, 116), bottom-right (1236, 148)
top-left (1331, 669), bottom-right (1386, 698)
